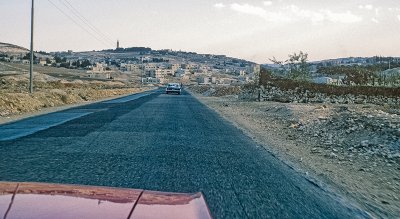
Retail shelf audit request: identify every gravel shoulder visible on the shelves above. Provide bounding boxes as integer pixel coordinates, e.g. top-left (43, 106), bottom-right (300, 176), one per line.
top-left (191, 91), bottom-right (400, 218)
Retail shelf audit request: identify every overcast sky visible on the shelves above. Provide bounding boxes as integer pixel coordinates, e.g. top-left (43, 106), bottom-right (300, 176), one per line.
top-left (1, 0), bottom-right (400, 63)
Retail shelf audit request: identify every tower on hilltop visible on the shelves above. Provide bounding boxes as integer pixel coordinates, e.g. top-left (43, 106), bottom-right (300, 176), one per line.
top-left (117, 40), bottom-right (120, 49)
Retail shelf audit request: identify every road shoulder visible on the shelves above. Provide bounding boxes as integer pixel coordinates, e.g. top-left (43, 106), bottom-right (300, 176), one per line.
top-left (190, 91), bottom-right (400, 218)
top-left (0, 87), bottom-right (156, 125)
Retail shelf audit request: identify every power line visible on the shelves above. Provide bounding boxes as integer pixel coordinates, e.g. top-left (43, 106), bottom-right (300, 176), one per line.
top-left (61, 0), bottom-right (115, 44)
top-left (58, 0), bottom-right (114, 45)
top-left (62, 0), bottom-right (114, 44)
top-left (47, 0), bottom-right (111, 47)
top-left (47, 0), bottom-right (113, 48)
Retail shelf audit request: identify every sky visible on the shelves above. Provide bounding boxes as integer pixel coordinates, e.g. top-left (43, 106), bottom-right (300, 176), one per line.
top-left (0, 0), bottom-right (400, 63)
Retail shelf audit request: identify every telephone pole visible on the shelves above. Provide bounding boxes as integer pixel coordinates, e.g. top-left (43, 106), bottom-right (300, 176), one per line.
top-left (29, 0), bottom-right (34, 93)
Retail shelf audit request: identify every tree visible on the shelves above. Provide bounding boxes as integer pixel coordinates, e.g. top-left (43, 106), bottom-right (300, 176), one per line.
top-left (287, 51), bottom-right (310, 80)
top-left (342, 66), bottom-right (374, 86)
top-left (269, 51), bottom-right (310, 81)
top-left (60, 62), bottom-right (70, 68)
top-left (79, 59), bottom-right (91, 68)
top-left (54, 56), bottom-right (62, 63)
top-left (23, 52), bottom-right (37, 60)
top-left (269, 56), bottom-right (286, 76)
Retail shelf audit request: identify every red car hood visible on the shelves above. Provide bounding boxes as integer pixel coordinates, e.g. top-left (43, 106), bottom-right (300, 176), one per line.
top-left (0, 182), bottom-right (212, 219)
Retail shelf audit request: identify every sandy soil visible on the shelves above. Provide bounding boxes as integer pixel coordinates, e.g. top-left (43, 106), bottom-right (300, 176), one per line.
top-left (191, 92), bottom-right (400, 218)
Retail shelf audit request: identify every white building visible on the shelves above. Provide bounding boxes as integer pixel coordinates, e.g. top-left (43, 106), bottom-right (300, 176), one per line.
top-left (142, 77), bottom-right (160, 84)
top-left (39, 59), bottom-right (47, 66)
top-left (313, 77), bottom-right (333, 84)
top-left (88, 72), bottom-right (111, 79)
top-left (125, 64), bottom-right (141, 72)
top-left (171, 63), bottom-right (181, 72)
top-left (92, 63), bottom-right (106, 72)
top-left (144, 64), bottom-right (157, 71)
top-left (155, 69), bottom-right (174, 78)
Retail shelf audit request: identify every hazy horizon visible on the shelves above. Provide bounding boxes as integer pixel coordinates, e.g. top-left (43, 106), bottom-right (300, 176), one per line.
top-left (1, 0), bottom-right (400, 64)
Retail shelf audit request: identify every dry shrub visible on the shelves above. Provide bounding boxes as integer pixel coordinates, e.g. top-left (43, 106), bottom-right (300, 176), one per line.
top-left (260, 68), bottom-right (400, 97)
top-left (189, 85), bottom-right (212, 94)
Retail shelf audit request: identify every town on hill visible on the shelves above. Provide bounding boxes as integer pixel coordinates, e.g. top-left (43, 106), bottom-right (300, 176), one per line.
top-left (0, 42), bottom-right (260, 85)
top-left (1, 42), bottom-right (399, 88)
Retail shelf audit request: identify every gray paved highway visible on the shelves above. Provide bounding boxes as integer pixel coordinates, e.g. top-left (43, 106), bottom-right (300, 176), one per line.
top-left (0, 89), bottom-right (369, 218)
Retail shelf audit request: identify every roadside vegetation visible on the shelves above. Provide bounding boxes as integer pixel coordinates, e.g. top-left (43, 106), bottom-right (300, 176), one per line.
top-left (268, 51), bottom-right (400, 87)
top-left (260, 69), bottom-right (400, 98)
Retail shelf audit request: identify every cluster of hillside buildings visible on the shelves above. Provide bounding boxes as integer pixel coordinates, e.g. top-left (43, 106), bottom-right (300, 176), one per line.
top-left (0, 48), bottom-right (261, 85)
top-left (54, 48), bottom-right (261, 84)
top-left (89, 61), bottom-right (260, 85)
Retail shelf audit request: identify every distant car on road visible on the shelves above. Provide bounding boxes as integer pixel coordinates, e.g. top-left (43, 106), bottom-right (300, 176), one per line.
top-left (166, 83), bottom-right (182, 95)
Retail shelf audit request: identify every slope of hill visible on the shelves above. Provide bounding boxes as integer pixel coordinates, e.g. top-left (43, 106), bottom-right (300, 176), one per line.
top-left (382, 67), bottom-right (400, 76)
top-left (0, 42), bottom-right (29, 56)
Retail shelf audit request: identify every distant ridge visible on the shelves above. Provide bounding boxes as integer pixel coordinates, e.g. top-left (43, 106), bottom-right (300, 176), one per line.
top-left (0, 42), bottom-right (29, 56)
top-left (0, 42), bottom-right (29, 50)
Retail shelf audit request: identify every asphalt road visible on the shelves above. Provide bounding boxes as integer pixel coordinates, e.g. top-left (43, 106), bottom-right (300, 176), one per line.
top-left (0, 89), bottom-right (369, 218)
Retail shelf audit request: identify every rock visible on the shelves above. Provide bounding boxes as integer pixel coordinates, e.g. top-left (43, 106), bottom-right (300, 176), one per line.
top-left (271, 94), bottom-right (292, 103)
top-left (329, 152), bottom-right (338, 159)
top-left (290, 123), bottom-right (302, 129)
top-left (388, 153), bottom-right (400, 159)
top-left (0, 111), bottom-right (10, 117)
top-left (360, 140), bottom-right (370, 147)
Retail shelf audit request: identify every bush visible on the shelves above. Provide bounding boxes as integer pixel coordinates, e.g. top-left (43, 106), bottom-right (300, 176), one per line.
top-left (260, 68), bottom-right (400, 98)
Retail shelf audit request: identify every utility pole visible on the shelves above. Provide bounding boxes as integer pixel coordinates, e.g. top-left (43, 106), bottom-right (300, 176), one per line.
top-left (29, 0), bottom-right (34, 93)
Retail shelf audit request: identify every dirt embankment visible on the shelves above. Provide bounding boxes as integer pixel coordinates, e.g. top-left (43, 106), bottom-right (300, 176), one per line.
top-left (0, 73), bottom-right (153, 119)
top-left (189, 85), bottom-right (400, 218)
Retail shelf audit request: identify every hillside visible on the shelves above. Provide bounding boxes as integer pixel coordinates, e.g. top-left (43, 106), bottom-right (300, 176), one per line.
top-left (0, 42), bottom-right (29, 56)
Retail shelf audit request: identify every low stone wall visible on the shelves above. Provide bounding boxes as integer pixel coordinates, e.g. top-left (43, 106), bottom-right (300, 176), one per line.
top-left (240, 85), bottom-right (400, 107)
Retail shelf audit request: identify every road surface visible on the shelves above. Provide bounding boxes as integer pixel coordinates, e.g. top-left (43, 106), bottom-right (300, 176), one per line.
top-left (0, 89), bottom-right (369, 218)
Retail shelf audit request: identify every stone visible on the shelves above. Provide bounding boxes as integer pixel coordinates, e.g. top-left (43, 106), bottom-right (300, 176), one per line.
top-left (318, 116), bottom-right (328, 120)
top-left (388, 153), bottom-right (400, 159)
top-left (360, 140), bottom-right (370, 147)
top-left (329, 152), bottom-right (338, 159)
